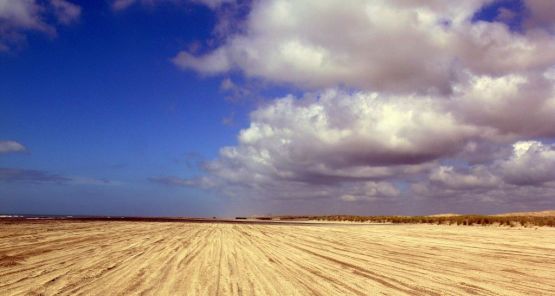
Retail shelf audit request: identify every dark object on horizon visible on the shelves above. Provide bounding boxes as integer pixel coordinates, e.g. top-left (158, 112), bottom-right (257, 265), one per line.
top-left (256, 217), bottom-right (272, 220)
top-left (235, 217), bottom-right (247, 219)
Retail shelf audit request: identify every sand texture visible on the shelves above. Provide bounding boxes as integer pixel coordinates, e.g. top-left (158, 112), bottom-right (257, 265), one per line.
top-left (1, 220), bottom-right (554, 295)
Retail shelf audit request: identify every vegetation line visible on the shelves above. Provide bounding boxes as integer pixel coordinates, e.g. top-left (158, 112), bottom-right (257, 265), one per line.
top-left (278, 215), bottom-right (555, 227)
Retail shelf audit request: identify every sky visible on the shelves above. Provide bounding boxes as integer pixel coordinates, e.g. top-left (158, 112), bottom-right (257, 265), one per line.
top-left (1, 0), bottom-right (555, 217)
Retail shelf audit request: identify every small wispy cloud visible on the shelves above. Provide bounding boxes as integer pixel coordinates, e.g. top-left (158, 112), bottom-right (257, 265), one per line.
top-left (111, 0), bottom-right (233, 11)
top-left (148, 176), bottom-right (191, 187)
top-left (0, 141), bottom-right (27, 154)
top-left (69, 177), bottom-right (119, 186)
top-left (50, 0), bottom-right (81, 25)
top-left (0, 0), bottom-right (81, 51)
top-left (0, 167), bottom-right (69, 184)
top-left (0, 167), bottom-right (119, 186)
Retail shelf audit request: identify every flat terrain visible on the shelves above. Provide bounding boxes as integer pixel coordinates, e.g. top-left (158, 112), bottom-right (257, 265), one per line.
top-left (1, 220), bottom-right (554, 295)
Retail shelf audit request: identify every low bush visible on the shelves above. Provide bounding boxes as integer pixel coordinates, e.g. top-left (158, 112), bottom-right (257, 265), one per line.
top-left (295, 214), bottom-right (555, 227)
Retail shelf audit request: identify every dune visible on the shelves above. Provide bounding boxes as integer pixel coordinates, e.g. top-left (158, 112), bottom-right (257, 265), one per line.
top-left (495, 210), bottom-right (555, 217)
top-left (426, 213), bottom-right (461, 217)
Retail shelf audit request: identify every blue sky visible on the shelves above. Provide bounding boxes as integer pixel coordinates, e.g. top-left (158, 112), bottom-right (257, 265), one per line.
top-left (2, 0), bottom-right (555, 216)
top-left (1, 1), bottom-right (246, 216)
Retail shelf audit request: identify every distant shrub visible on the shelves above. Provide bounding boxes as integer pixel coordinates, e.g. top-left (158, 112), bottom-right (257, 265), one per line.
top-left (295, 214), bottom-right (555, 227)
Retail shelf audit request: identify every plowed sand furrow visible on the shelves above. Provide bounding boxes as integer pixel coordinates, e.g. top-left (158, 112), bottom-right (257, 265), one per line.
top-left (232, 227), bottom-right (370, 294)
top-left (287, 225), bottom-right (555, 295)
top-left (1, 221), bottom-right (554, 296)
top-left (247, 227), bottom-right (434, 294)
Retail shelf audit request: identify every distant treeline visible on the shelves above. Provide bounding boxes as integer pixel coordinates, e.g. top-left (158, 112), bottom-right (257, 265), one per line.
top-left (280, 215), bottom-right (555, 227)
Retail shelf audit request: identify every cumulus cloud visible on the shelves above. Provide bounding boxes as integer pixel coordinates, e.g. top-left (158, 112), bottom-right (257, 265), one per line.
top-left (174, 0), bottom-right (555, 94)
top-left (430, 165), bottom-right (500, 190)
top-left (178, 89), bottom-right (470, 200)
top-left (409, 140), bottom-right (555, 205)
top-left (172, 0), bottom-right (555, 210)
top-left (0, 140), bottom-right (26, 154)
top-left (501, 141), bottom-right (555, 186)
top-left (453, 73), bottom-right (555, 138)
top-left (183, 77), bottom-right (555, 200)
top-left (235, 90), bottom-right (475, 168)
top-left (177, 76), bottom-right (555, 206)
top-left (0, 0), bottom-right (80, 51)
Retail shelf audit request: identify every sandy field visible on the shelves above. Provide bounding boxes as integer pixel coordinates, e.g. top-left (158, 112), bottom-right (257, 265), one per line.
top-left (1, 220), bottom-right (554, 296)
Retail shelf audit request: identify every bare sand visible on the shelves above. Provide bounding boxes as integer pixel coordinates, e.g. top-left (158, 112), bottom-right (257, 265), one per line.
top-left (1, 220), bottom-right (554, 295)
top-left (496, 210), bottom-right (555, 217)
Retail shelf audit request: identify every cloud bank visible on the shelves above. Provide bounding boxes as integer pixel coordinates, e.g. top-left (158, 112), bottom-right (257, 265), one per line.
top-left (172, 0), bottom-right (555, 211)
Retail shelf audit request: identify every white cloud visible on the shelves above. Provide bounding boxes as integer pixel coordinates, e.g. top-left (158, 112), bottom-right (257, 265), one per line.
top-left (0, 0), bottom-right (81, 51)
top-left (409, 140), bottom-right (555, 204)
top-left (174, 0), bottom-right (555, 94)
top-left (50, 0), bottom-right (80, 25)
top-left (453, 73), bottom-right (555, 138)
top-left (0, 0), bottom-right (52, 31)
top-left (111, 0), bottom-right (233, 11)
top-left (172, 0), bottom-right (555, 210)
top-left (112, 0), bottom-right (136, 10)
top-left (501, 141), bottom-right (555, 185)
top-left (0, 140), bottom-right (26, 154)
top-left (193, 0), bottom-right (234, 9)
top-left (239, 90), bottom-right (476, 167)
top-left (180, 89), bottom-right (477, 200)
top-left (181, 76), bottom-right (555, 204)
top-left (173, 48), bottom-right (231, 74)
top-left (339, 182), bottom-right (400, 202)
top-left (430, 165), bottom-right (500, 190)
